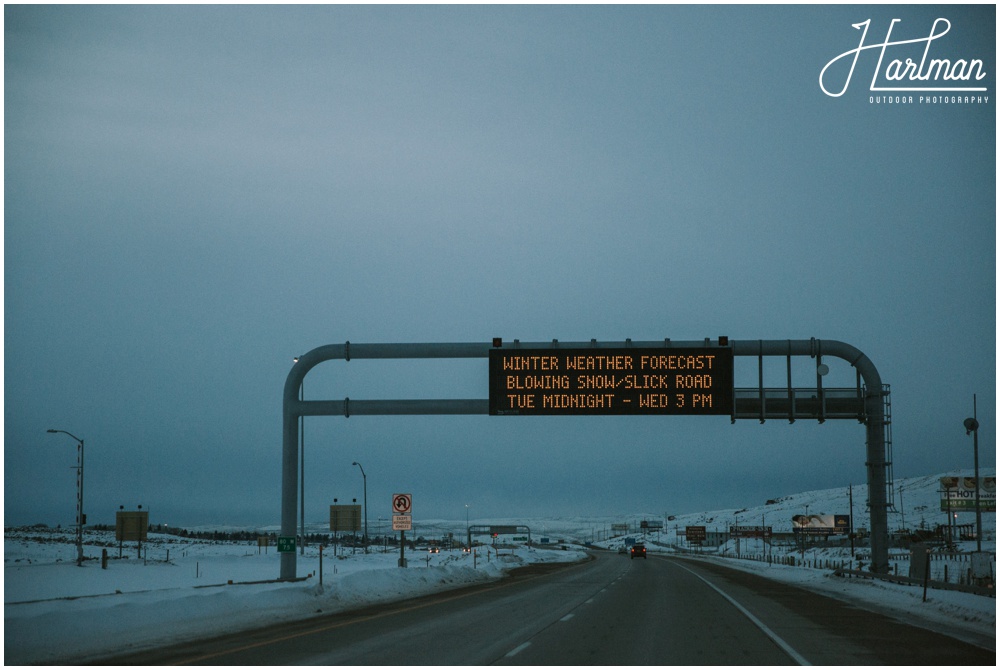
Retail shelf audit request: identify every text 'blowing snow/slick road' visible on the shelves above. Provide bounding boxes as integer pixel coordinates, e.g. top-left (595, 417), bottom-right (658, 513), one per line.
top-left (106, 551), bottom-right (993, 665)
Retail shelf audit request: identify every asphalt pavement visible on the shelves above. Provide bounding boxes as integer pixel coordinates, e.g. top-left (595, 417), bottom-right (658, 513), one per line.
top-left (100, 550), bottom-right (994, 665)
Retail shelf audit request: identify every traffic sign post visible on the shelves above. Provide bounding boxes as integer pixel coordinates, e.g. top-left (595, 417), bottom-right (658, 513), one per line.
top-left (393, 493), bottom-right (412, 568)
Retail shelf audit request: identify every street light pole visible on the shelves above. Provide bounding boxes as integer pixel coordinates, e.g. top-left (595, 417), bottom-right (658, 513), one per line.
top-left (353, 461), bottom-right (368, 552)
top-left (47, 429), bottom-right (85, 566)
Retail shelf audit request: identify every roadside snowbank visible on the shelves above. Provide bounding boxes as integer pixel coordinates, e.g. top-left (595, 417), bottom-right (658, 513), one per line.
top-left (5, 530), bottom-right (586, 665)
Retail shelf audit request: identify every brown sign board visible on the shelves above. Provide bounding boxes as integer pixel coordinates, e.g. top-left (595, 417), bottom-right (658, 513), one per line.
top-left (115, 511), bottom-right (149, 541)
top-left (686, 526), bottom-right (707, 542)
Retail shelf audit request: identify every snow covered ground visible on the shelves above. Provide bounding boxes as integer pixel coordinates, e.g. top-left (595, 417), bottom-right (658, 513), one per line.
top-left (5, 534), bottom-right (586, 665)
top-left (5, 469), bottom-right (994, 664)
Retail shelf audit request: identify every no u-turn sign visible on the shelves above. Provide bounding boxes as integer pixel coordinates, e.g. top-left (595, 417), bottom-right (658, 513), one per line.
top-left (392, 493), bottom-right (412, 515)
top-left (392, 493), bottom-right (412, 532)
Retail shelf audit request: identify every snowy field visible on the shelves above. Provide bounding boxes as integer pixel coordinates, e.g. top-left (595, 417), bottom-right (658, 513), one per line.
top-left (5, 469), bottom-right (995, 665)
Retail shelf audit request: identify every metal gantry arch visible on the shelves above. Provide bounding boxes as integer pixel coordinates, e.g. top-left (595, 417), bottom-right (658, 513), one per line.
top-left (281, 339), bottom-right (889, 579)
top-left (467, 525), bottom-right (532, 548)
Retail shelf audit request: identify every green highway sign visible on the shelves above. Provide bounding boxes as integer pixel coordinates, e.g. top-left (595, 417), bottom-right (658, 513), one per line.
top-left (277, 536), bottom-right (296, 553)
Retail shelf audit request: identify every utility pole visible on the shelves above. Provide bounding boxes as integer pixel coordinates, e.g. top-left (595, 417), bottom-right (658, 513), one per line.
top-left (47, 430), bottom-right (85, 566)
top-left (353, 462), bottom-right (368, 552)
top-left (964, 395), bottom-right (982, 553)
top-left (849, 484), bottom-right (855, 556)
top-left (898, 485), bottom-right (905, 534)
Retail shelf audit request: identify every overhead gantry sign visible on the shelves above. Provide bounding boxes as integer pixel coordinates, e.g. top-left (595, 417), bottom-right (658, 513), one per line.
top-left (281, 339), bottom-right (890, 580)
top-left (489, 346), bottom-right (734, 415)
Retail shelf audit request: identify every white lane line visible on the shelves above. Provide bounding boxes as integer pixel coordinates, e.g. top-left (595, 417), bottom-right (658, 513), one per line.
top-left (560, 613), bottom-right (575, 622)
top-left (505, 642), bottom-right (532, 658)
top-left (674, 563), bottom-right (811, 666)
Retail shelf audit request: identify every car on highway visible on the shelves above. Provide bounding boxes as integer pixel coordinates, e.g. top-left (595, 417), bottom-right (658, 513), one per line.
top-left (428, 546), bottom-right (440, 554)
top-left (630, 543), bottom-right (646, 559)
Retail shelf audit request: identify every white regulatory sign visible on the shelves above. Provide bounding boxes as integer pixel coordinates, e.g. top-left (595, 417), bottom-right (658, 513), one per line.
top-left (392, 493), bottom-right (412, 515)
top-left (392, 514), bottom-right (412, 531)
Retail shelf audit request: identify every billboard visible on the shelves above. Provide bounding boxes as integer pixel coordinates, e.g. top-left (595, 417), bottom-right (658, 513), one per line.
top-left (939, 476), bottom-right (996, 512)
top-left (791, 514), bottom-right (850, 535)
top-left (729, 525), bottom-right (772, 538)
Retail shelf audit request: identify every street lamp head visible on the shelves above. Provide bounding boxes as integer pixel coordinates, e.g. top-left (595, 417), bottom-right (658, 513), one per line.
top-left (964, 417), bottom-right (979, 435)
top-left (47, 428), bottom-right (83, 441)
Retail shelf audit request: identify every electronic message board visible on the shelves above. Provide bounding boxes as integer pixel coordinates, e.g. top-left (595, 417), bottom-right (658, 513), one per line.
top-left (330, 504), bottom-right (362, 532)
top-left (489, 347), bottom-right (733, 415)
top-left (115, 510), bottom-right (149, 542)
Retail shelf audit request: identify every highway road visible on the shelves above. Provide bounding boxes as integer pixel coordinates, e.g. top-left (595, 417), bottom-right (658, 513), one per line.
top-left (110, 551), bottom-right (993, 665)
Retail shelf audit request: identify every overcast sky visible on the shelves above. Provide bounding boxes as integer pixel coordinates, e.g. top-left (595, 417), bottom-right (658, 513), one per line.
top-left (5, 5), bottom-right (995, 530)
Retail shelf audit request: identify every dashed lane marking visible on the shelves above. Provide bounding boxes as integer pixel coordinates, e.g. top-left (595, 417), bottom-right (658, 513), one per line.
top-left (505, 642), bottom-right (532, 658)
